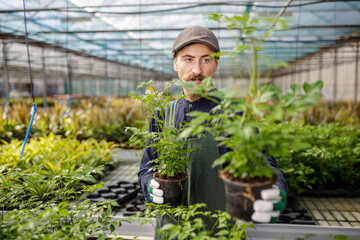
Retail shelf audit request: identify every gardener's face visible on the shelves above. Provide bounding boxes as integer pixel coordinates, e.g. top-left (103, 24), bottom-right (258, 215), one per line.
top-left (174, 43), bottom-right (218, 101)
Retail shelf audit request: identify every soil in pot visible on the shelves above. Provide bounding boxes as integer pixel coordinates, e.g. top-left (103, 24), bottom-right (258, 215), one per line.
top-left (154, 171), bottom-right (188, 206)
top-left (219, 170), bottom-right (277, 222)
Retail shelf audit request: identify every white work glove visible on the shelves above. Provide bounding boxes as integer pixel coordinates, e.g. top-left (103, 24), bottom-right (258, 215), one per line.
top-left (147, 179), bottom-right (164, 204)
top-left (251, 186), bottom-right (287, 223)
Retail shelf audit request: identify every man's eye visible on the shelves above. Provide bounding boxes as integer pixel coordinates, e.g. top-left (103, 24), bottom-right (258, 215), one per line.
top-left (185, 58), bottom-right (193, 62)
top-left (202, 58), bottom-right (211, 63)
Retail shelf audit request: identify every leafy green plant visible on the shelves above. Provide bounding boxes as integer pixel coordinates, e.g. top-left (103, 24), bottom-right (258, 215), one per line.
top-left (179, 13), bottom-right (323, 182)
top-left (0, 97), bottom-right (143, 145)
top-left (0, 191), bottom-right (125, 240)
top-left (0, 134), bottom-right (118, 208)
top-left (207, 13), bottom-right (288, 94)
top-left (299, 100), bottom-right (360, 125)
top-left (273, 123), bottom-right (360, 196)
top-left (180, 78), bottom-right (323, 180)
top-left (135, 203), bottom-right (252, 240)
top-left (128, 80), bottom-right (196, 178)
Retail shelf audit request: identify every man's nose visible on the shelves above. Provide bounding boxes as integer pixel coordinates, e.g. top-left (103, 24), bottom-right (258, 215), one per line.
top-left (192, 61), bottom-right (203, 75)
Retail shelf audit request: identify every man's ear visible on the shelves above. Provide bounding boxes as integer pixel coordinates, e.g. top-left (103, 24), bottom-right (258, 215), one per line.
top-left (173, 58), bottom-right (178, 72)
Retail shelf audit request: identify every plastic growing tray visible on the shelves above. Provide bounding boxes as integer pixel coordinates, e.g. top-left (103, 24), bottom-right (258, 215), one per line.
top-left (123, 192), bottom-right (146, 216)
top-left (86, 180), bottom-right (140, 205)
top-left (276, 208), bottom-right (316, 225)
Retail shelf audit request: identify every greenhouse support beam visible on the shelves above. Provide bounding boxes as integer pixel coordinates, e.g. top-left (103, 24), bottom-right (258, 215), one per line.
top-left (42, 48), bottom-right (48, 108)
top-left (81, 78), bottom-right (85, 96)
top-left (318, 53), bottom-right (323, 82)
top-left (32, 24), bottom-right (360, 34)
top-left (355, 41), bottom-right (359, 103)
top-left (333, 49), bottom-right (338, 102)
top-left (307, 59), bottom-right (310, 83)
top-left (2, 41), bottom-right (10, 98)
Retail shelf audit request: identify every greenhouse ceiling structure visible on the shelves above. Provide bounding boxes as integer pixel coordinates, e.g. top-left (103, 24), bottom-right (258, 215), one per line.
top-left (0, 0), bottom-right (360, 100)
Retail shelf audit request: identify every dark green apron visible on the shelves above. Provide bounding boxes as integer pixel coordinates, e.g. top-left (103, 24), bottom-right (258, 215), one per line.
top-left (155, 99), bottom-right (226, 239)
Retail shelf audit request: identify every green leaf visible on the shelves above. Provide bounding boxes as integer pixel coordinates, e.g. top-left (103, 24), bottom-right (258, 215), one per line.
top-left (303, 82), bottom-right (312, 94)
top-left (215, 229), bottom-right (229, 236)
top-left (110, 223), bottom-right (115, 232)
top-left (290, 83), bottom-right (301, 93)
top-left (234, 45), bottom-right (251, 52)
top-left (160, 223), bottom-right (174, 231)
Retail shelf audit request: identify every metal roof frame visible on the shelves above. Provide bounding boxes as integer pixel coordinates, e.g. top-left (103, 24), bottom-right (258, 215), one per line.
top-left (1, 0), bottom-right (360, 78)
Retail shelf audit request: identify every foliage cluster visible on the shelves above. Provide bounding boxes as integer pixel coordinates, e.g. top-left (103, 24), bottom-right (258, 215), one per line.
top-left (0, 97), bottom-right (143, 145)
top-left (0, 132), bottom-right (127, 239)
top-left (128, 80), bottom-right (194, 178)
top-left (207, 13), bottom-right (289, 93)
top-left (298, 100), bottom-right (360, 125)
top-left (181, 79), bottom-right (323, 180)
top-left (0, 187), bottom-right (124, 240)
top-left (136, 203), bottom-right (251, 240)
top-left (272, 123), bottom-right (360, 196)
top-left (0, 133), bottom-right (118, 208)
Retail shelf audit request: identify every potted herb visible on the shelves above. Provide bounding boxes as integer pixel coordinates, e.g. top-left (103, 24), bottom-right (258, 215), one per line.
top-left (129, 80), bottom-right (196, 205)
top-left (179, 13), bottom-right (324, 221)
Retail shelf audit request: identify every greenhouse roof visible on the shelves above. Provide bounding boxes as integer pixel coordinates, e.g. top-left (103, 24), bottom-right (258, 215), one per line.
top-left (1, 0), bottom-right (360, 77)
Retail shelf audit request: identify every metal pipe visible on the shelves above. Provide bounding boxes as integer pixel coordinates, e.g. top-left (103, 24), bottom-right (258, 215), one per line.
top-left (2, 41), bottom-right (10, 98)
top-left (318, 53), bottom-right (323, 81)
top-left (307, 58), bottom-right (311, 83)
top-left (32, 25), bottom-right (360, 34)
top-left (0, 1), bottom-right (351, 14)
top-left (42, 48), bottom-right (47, 108)
top-left (355, 42), bottom-right (359, 103)
top-left (333, 49), bottom-right (338, 102)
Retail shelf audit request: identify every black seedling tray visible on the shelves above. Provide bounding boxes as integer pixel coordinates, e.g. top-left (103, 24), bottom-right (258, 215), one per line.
top-left (275, 208), bottom-right (316, 225)
top-left (123, 197), bottom-right (147, 216)
top-left (86, 181), bottom-right (140, 206)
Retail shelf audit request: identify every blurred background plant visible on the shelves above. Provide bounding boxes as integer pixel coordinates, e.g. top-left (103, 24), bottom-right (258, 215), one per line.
top-left (0, 133), bottom-right (118, 209)
top-left (0, 97), bottom-right (143, 146)
top-left (272, 123), bottom-right (360, 197)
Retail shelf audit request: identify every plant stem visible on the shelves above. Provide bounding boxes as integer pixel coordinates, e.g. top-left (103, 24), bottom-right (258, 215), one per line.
top-left (250, 44), bottom-right (257, 96)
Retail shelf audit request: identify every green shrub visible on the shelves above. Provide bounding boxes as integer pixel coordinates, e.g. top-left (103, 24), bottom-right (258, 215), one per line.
top-left (0, 134), bottom-right (118, 208)
top-left (273, 123), bottom-right (360, 196)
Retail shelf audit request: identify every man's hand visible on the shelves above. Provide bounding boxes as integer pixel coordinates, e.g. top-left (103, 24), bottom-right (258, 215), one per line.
top-left (148, 179), bottom-right (164, 204)
top-left (251, 186), bottom-right (287, 223)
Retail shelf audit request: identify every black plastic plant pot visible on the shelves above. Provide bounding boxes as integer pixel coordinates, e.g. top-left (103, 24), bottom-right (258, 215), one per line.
top-left (154, 172), bottom-right (188, 206)
top-left (220, 171), bottom-right (276, 222)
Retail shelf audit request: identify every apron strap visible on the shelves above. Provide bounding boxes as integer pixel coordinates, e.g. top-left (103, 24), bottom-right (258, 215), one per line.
top-left (164, 98), bottom-right (181, 128)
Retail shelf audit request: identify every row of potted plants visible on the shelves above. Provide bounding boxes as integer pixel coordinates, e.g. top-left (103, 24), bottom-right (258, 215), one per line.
top-left (0, 133), bottom-right (118, 209)
top-left (273, 123), bottom-right (360, 197)
top-left (0, 98), bottom-right (143, 145)
top-left (294, 100), bottom-right (360, 125)
top-left (0, 133), bottom-right (131, 239)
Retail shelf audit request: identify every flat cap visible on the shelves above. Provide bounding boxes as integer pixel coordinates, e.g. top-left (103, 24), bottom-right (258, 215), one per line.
top-left (172, 26), bottom-right (220, 58)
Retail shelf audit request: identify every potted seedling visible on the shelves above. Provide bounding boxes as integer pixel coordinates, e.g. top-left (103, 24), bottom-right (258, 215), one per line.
top-left (128, 80), bottom-right (196, 205)
top-left (180, 13), bottom-right (323, 221)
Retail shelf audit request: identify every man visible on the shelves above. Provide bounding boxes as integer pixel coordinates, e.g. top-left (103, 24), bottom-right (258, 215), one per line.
top-left (138, 26), bottom-right (287, 223)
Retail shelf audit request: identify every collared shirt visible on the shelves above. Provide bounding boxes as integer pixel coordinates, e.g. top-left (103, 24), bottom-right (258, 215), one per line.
top-left (138, 97), bottom-right (288, 202)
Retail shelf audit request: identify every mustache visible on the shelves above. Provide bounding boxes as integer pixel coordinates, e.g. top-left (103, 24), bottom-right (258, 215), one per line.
top-left (186, 74), bottom-right (205, 81)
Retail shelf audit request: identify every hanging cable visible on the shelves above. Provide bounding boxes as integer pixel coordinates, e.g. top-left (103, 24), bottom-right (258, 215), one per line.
top-left (139, 0), bottom-right (142, 87)
top-left (293, 0), bottom-right (301, 122)
top-left (293, 0), bottom-right (301, 85)
top-left (62, 0), bottom-right (73, 120)
top-left (20, 0), bottom-right (37, 160)
top-left (218, 0), bottom-right (223, 89)
top-left (105, 44), bottom-right (112, 108)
